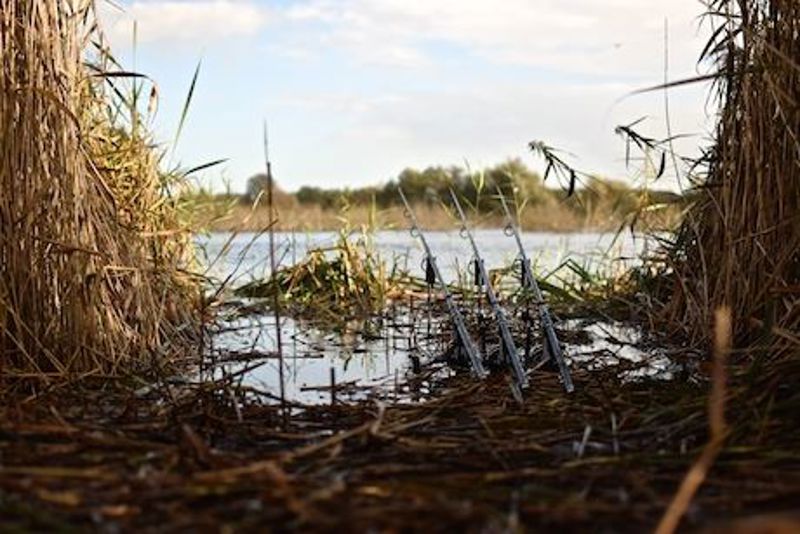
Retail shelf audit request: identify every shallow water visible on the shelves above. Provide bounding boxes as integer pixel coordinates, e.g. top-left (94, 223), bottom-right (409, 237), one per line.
top-left (563, 319), bottom-right (678, 380)
top-left (200, 230), bottom-right (664, 404)
top-left (207, 309), bottom-right (438, 404)
top-left (196, 229), bottom-right (654, 287)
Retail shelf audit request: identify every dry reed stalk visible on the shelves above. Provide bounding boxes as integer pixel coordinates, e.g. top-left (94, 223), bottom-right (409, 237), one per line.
top-left (664, 0), bottom-right (799, 354)
top-left (0, 1), bottom-right (197, 376)
top-left (656, 306), bottom-right (731, 534)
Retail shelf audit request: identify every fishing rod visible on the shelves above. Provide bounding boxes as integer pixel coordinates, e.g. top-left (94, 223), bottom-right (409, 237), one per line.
top-left (398, 188), bottom-right (487, 379)
top-left (449, 189), bottom-right (529, 394)
top-left (496, 187), bottom-right (574, 393)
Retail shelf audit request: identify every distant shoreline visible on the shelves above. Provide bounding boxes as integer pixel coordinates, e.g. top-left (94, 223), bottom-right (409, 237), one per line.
top-left (199, 203), bottom-right (678, 234)
top-left (202, 227), bottom-right (618, 235)
top-left (192, 159), bottom-right (684, 234)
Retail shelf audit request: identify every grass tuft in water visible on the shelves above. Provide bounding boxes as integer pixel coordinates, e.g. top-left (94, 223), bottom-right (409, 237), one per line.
top-left (235, 228), bottom-right (410, 326)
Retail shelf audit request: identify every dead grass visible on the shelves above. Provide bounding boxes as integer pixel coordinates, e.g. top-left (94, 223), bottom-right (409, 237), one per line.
top-left (642, 3), bottom-right (800, 527)
top-left (660, 0), bottom-right (800, 355)
top-left (0, 1), bottom-right (198, 377)
top-left (235, 227), bottom-right (411, 324)
top-left (1, 333), bottom-right (798, 531)
top-left (656, 307), bottom-right (731, 534)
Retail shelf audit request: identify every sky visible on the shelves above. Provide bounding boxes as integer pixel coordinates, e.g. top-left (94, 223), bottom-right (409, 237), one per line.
top-left (99, 0), bottom-right (716, 193)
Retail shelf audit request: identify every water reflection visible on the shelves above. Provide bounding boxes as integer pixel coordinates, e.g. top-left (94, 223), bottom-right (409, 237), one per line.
top-left (207, 304), bottom-right (444, 405)
top-left (200, 231), bottom-right (665, 404)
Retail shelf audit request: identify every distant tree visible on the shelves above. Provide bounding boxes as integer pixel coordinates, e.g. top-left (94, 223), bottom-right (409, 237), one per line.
top-left (295, 186), bottom-right (319, 205)
top-left (244, 173), bottom-right (270, 203)
top-left (377, 180), bottom-right (399, 206)
top-left (296, 186), bottom-right (344, 209)
top-left (242, 173), bottom-right (295, 208)
top-left (485, 158), bottom-right (550, 208)
top-left (268, 160), bottom-right (679, 219)
top-left (396, 166), bottom-right (454, 204)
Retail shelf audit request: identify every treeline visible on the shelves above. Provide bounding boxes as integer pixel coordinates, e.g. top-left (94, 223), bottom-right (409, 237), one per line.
top-left (246, 158), bottom-right (681, 215)
top-left (294, 159), bottom-right (538, 210)
top-left (189, 158), bottom-right (685, 231)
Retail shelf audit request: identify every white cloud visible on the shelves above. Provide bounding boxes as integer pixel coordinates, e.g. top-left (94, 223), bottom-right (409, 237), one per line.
top-left (104, 1), bottom-right (269, 46)
top-left (256, 0), bottom-right (713, 192)
top-left (285, 0), bottom-right (708, 77)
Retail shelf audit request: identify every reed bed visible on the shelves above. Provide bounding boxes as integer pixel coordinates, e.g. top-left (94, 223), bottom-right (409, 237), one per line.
top-left (660, 0), bottom-right (799, 356)
top-left (205, 195), bottom-right (684, 233)
top-left (0, 1), bottom-right (197, 377)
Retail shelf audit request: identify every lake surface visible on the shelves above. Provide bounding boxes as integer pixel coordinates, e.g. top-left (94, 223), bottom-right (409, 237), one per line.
top-left (197, 229), bottom-right (654, 286)
top-left (198, 230), bottom-right (667, 404)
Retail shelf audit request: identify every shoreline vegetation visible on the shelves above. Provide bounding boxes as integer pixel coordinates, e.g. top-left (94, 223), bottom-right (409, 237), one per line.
top-left (0, 1), bottom-right (197, 374)
top-left (192, 159), bottom-right (686, 232)
top-left (1, 0), bottom-right (798, 532)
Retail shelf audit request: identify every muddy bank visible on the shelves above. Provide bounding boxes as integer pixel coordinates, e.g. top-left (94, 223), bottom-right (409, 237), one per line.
top-left (2, 311), bottom-right (798, 532)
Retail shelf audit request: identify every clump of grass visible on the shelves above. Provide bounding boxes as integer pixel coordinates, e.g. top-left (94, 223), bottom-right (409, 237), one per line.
top-left (0, 1), bottom-right (198, 376)
top-left (659, 0), bottom-right (799, 356)
top-left (235, 228), bottom-right (409, 325)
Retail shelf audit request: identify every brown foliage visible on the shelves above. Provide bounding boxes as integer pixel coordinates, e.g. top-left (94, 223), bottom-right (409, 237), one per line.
top-left (0, 1), bottom-right (197, 375)
top-left (664, 0), bottom-right (800, 354)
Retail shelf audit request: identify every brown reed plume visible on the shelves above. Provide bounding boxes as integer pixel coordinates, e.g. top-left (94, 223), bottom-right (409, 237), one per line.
top-left (0, 1), bottom-right (198, 377)
top-left (663, 0), bottom-right (799, 356)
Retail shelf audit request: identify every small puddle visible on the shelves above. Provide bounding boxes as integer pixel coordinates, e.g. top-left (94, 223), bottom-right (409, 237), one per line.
top-left (563, 318), bottom-right (679, 379)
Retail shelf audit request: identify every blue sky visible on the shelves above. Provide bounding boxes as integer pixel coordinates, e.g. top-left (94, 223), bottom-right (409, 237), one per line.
top-left (100, 0), bottom-right (714, 193)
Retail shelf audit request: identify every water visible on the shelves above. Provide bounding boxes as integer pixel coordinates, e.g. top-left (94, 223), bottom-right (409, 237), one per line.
top-left (563, 319), bottom-right (678, 381)
top-left (209, 313), bottom-right (415, 404)
top-left (199, 230), bottom-right (661, 404)
top-left (197, 230), bottom-right (652, 287)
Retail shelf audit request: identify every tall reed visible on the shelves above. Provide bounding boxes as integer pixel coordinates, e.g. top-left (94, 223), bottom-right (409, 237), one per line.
top-left (664, 0), bottom-right (799, 355)
top-left (0, 1), bottom-right (197, 376)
